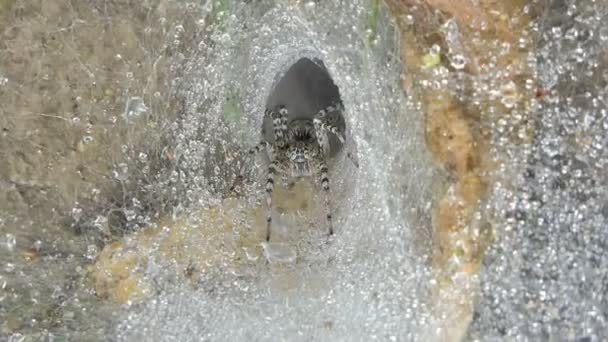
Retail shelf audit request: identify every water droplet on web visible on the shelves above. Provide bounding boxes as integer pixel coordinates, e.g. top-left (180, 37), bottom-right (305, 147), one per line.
top-left (402, 14), bottom-right (414, 26)
top-left (82, 135), bottom-right (94, 144)
top-left (500, 81), bottom-right (520, 108)
top-left (430, 44), bottom-right (441, 55)
top-left (599, 26), bottom-right (608, 41)
top-left (5, 234), bottom-right (16, 251)
top-left (551, 26), bottom-right (562, 38)
top-left (124, 209), bottom-right (137, 222)
top-left (572, 47), bottom-right (586, 63)
top-left (518, 37), bottom-right (528, 49)
top-left (85, 245), bottom-right (98, 260)
top-left (500, 42), bottom-right (511, 55)
top-left (93, 215), bottom-right (107, 228)
top-left (71, 207), bottom-right (83, 222)
top-left (450, 54), bottom-right (467, 70)
top-left (113, 163), bottom-right (129, 181)
top-left (262, 242), bottom-right (297, 264)
top-left (123, 96), bottom-right (148, 121)
top-left (242, 246), bottom-right (259, 261)
top-left (4, 263), bottom-right (15, 273)
top-left (565, 27), bottom-right (578, 41)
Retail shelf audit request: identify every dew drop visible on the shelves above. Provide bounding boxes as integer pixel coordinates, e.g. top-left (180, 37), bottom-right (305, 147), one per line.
top-left (429, 44), bottom-right (441, 55)
top-left (5, 234), bottom-right (16, 251)
top-left (82, 135), bottom-right (94, 144)
top-left (500, 81), bottom-right (520, 108)
top-left (450, 54), bottom-right (467, 70)
top-left (113, 163), bottom-right (129, 181)
top-left (599, 26), bottom-right (608, 42)
top-left (85, 245), bottom-right (98, 260)
top-left (123, 97), bottom-right (148, 121)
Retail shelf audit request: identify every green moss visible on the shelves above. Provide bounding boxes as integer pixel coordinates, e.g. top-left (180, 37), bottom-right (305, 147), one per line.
top-left (210, 0), bottom-right (230, 26)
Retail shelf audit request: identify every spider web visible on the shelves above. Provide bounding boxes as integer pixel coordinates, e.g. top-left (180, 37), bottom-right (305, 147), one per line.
top-left (1, 0), bottom-right (437, 340)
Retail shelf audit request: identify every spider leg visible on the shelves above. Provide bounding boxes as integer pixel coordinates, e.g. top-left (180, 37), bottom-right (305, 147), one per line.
top-left (313, 118), bottom-right (346, 144)
top-left (317, 157), bottom-right (333, 236)
top-left (230, 140), bottom-right (268, 192)
top-left (313, 109), bottom-right (330, 155)
top-left (278, 105), bottom-right (289, 141)
top-left (240, 139), bottom-right (268, 178)
top-left (313, 106), bottom-right (346, 145)
top-left (247, 140), bottom-right (267, 156)
top-left (267, 106), bottom-right (289, 148)
top-left (346, 152), bottom-right (360, 168)
top-left (314, 105), bottom-right (359, 169)
top-left (265, 148), bottom-right (279, 241)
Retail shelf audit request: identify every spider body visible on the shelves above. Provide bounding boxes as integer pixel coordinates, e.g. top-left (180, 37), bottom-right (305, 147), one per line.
top-left (286, 120), bottom-right (318, 178)
top-left (245, 57), bottom-right (350, 241)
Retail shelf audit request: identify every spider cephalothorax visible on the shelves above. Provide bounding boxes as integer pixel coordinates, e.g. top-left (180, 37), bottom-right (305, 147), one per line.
top-left (246, 104), bottom-right (346, 241)
top-left (286, 120), bottom-right (319, 178)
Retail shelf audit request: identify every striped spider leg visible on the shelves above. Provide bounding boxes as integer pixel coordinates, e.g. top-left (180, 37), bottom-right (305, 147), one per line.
top-left (313, 104), bottom-right (346, 146)
top-left (271, 105), bottom-right (289, 148)
top-left (315, 153), bottom-right (334, 236)
top-left (230, 107), bottom-right (280, 193)
top-left (229, 139), bottom-right (267, 193)
top-left (313, 104), bottom-right (359, 168)
top-left (264, 105), bottom-right (290, 241)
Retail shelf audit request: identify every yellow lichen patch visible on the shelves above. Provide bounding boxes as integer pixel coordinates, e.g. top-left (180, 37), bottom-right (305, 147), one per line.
top-left (421, 51), bottom-right (441, 68)
top-left (387, 0), bottom-right (536, 340)
top-left (20, 248), bottom-right (39, 262)
top-left (425, 91), bottom-right (477, 176)
top-left (91, 241), bottom-right (150, 304)
top-left (90, 180), bottom-right (320, 304)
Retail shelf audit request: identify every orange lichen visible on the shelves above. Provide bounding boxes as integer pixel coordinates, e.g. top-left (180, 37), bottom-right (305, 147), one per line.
top-left (91, 241), bottom-right (149, 304)
top-left (388, 0), bottom-right (534, 277)
top-left (20, 248), bottom-right (40, 262)
top-left (90, 180), bottom-right (321, 304)
top-left (387, 0), bottom-right (535, 339)
top-left (425, 91), bottom-right (477, 175)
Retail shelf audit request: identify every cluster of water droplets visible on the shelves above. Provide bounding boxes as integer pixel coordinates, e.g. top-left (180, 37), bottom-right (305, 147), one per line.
top-left (468, 1), bottom-right (608, 339)
top-left (3, 0), bottom-right (606, 340)
top-left (117, 0), bottom-right (438, 340)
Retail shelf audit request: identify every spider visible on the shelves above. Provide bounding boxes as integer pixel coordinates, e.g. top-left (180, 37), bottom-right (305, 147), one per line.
top-left (246, 103), bottom-right (347, 241)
